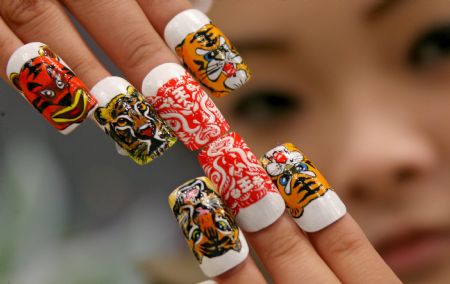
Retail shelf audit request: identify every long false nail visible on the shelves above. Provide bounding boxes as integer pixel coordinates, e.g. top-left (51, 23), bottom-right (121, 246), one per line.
top-left (198, 132), bottom-right (285, 232)
top-left (90, 76), bottom-right (176, 165)
top-left (142, 63), bottom-right (230, 151)
top-left (169, 177), bottom-right (249, 277)
top-left (6, 42), bottom-right (97, 134)
top-left (260, 143), bottom-right (346, 232)
top-left (164, 9), bottom-right (250, 97)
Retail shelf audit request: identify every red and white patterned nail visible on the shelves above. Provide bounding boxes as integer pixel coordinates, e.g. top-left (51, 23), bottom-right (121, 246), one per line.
top-left (198, 132), bottom-right (285, 232)
top-left (142, 63), bottom-right (230, 151)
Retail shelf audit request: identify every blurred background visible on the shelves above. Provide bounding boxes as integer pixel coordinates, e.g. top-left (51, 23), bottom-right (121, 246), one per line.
top-left (0, 1), bottom-right (213, 283)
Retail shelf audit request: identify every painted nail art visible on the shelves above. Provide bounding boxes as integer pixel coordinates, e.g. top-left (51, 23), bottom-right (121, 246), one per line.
top-left (6, 42), bottom-right (97, 134)
top-left (198, 132), bottom-right (285, 232)
top-left (90, 76), bottom-right (176, 165)
top-left (142, 63), bottom-right (230, 151)
top-left (164, 9), bottom-right (250, 97)
top-left (169, 177), bottom-right (249, 278)
top-left (260, 143), bottom-right (346, 232)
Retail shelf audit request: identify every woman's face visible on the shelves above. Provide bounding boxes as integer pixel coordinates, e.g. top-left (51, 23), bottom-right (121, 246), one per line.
top-left (209, 0), bottom-right (450, 282)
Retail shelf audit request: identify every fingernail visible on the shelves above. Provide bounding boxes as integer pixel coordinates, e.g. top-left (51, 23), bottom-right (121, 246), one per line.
top-left (169, 177), bottom-right (249, 278)
top-left (90, 76), bottom-right (176, 165)
top-left (6, 42), bottom-right (97, 134)
top-left (142, 63), bottom-right (230, 151)
top-left (164, 9), bottom-right (250, 97)
top-left (198, 132), bottom-right (285, 232)
top-left (260, 143), bottom-right (347, 232)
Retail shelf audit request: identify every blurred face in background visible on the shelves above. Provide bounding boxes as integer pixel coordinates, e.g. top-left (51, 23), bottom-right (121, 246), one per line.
top-left (209, 0), bottom-right (450, 283)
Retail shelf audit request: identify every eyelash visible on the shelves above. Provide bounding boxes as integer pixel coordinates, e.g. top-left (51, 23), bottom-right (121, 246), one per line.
top-left (408, 23), bottom-right (450, 67)
top-left (232, 88), bottom-right (301, 123)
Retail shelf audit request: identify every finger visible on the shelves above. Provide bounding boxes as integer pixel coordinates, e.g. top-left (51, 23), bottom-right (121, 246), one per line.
top-left (0, 16), bottom-right (23, 82)
top-left (61, 0), bottom-right (176, 89)
top-left (260, 143), bottom-right (400, 283)
top-left (137, 1), bottom-right (251, 97)
top-left (136, 0), bottom-right (191, 34)
top-left (0, 0), bottom-right (109, 87)
top-left (0, 0), bottom-right (102, 134)
top-left (168, 177), bottom-right (265, 283)
top-left (214, 258), bottom-right (266, 284)
top-left (0, 2), bottom-right (176, 160)
top-left (247, 214), bottom-right (341, 283)
top-left (198, 133), bottom-right (340, 283)
top-left (309, 215), bottom-right (401, 283)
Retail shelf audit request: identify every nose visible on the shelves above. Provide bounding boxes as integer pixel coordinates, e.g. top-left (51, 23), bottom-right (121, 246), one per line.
top-left (330, 84), bottom-right (437, 205)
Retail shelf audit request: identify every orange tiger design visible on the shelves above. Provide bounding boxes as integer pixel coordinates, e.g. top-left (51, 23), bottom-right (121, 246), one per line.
top-left (260, 143), bottom-right (331, 218)
top-left (175, 24), bottom-right (250, 97)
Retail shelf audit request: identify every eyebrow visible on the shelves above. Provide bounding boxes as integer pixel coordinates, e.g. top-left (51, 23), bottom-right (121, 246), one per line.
top-left (368, 0), bottom-right (406, 19)
top-left (233, 38), bottom-right (290, 53)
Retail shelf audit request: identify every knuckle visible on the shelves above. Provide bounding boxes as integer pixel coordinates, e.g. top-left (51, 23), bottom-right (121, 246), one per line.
top-left (263, 231), bottom-right (309, 265)
top-left (121, 31), bottom-right (165, 70)
top-left (0, 0), bottom-right (48, 27)
top-left (327, 232), bottom-right (366, 258)
top-left (69, 55), bottom-right (100, 78)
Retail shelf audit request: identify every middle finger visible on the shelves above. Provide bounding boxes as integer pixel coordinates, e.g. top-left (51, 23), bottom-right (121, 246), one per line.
top-left (62, 0), bottom-right (178, 89)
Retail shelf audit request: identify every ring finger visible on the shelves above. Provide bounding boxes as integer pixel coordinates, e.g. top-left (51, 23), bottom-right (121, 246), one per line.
top-left (0, 0), bottom-right (109, 86)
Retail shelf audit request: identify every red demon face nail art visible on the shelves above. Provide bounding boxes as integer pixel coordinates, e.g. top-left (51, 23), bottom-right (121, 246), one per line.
top-left (7, 43), bottom-right (96, 134)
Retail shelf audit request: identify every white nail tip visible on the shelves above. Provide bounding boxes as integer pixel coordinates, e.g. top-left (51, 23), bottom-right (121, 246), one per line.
top-left (141, 63), bottom-right (186, 98)
top-left (90, 76), bottom-right (131, 107)
top-left (6, 42), bottom-right (46, 76)
top-left (296, 190), bottom-right (347, 232)
top-left (164, 9), bottom-right (210, 51)
top-left (235, 192), bottom-right (286, 232)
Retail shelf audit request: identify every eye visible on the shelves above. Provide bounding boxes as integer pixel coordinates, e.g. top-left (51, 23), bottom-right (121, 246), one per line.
top-left (116, 117), bottom-right (129, 127)
top-left (232, 88), bottom-right (301, 125)
top-left (191, 228), bottom-right (202, 243)
top-left (137, 102), bottom-right (147, 112)
top-left (279, 175), bottom-right (290, 186)
top-left (40, 89), bottom-right (55, 98)
top-left (409, 24), bottom-right (450, 67)
top-left (295, 163), bottom-right (308, 173)
top-left (205, 52), bottom-right (214, 61)
top-left (216, 220), bottom-right (231, 231)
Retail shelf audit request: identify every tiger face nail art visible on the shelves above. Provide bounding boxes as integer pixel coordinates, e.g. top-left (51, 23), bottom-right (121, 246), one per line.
top-left (169, 177), bottom-right (249, 277)
top-left (91, 77), bottom-right (176, 165)
top-left (164, 9), bottom-right (250, 97)
top-left (6, 42), bottom-right (97, 134)
top-left (260, 143), bottom-right (347, 232)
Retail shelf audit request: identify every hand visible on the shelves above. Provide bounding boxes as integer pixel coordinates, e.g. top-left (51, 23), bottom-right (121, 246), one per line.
top-left (215, 213), bottom-right (401, 284)
top-left (0, 0), bottom-right (190, 89)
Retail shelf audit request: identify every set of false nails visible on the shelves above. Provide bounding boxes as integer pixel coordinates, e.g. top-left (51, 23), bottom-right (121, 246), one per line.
top-left (5, 9), bottom-right (346, 278)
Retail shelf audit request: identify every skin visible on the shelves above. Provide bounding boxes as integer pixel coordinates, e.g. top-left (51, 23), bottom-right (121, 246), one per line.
top-left (210, 0), bottom-right (450, 283)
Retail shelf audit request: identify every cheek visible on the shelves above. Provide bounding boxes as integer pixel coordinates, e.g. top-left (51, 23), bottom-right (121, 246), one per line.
top-left (408, 76), bottom-right (450, 155)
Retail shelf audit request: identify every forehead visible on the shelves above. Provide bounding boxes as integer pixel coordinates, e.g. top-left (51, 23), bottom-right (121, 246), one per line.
top-left (209, 0), bottom-right (374, 37)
